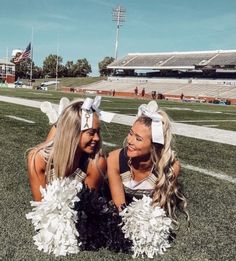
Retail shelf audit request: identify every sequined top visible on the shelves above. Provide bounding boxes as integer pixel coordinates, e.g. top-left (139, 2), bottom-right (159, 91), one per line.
top-left (119, 148), bottom-right (158, 199)
top-left (47, 154), bottom-right (90, 183)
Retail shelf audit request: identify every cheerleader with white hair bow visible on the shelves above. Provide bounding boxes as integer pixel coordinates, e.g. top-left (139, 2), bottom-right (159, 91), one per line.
top-left (25, 96), bottom-right (110, 256)
top-left (107, 100), bottom-right (189, 258)
top-left (27, 96), bottom-right (107, 201)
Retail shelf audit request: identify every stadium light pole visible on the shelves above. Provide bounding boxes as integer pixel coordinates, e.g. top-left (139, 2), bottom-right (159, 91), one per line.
top-left (112, 5), bottom-right (126, 60)
top-left (30, 27), bottom-right (34, 88)
top-left (55, 37), bottom-right (59, 91)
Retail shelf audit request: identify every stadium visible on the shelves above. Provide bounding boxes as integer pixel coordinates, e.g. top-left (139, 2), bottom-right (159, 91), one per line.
top-left (73, 50), bottom-right (236, 104)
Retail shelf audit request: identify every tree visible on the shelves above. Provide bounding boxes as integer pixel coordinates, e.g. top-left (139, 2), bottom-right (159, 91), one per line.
top-left (11, 57), bottom-right (32, 79)
top-left (72, 58), bottom-right (91, 77)
top-left (65, 61), bottom-right (74, 77)
top-left (32, 66), bottom-right (43, 79)
top-left (98, 56), bottom-right (115, 76)
top-left (43, 54), bottom-right (63, 78)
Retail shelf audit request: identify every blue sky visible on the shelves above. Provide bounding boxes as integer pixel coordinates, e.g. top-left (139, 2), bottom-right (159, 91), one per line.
top-left (1, 0), bottom-right (236, 75)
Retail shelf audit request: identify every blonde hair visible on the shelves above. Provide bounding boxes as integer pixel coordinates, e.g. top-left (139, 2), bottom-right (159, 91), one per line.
top-left (135, 111), bottom-right (189, 227)
top-left (30, 100), bottom-right (102, 182)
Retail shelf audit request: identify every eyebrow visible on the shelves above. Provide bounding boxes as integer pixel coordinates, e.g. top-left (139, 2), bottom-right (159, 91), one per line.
top-left (130, 128), bottom-right (144, 140)
top-left (86, 128), bottom-right (100, 132)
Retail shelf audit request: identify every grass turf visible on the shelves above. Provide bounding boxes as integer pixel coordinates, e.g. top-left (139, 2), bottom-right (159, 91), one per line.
top-left (0, 90), bottom-right (236, 260)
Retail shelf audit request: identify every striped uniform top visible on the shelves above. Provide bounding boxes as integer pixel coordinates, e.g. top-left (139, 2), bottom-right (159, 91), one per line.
top-left (47, 154), bottom-right (90, 183)
top-left (119, 148), bottom-right (158, 199)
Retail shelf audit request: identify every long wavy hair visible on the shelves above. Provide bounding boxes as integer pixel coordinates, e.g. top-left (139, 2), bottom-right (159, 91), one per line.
top-left (134, 112), bottom-right (189, 226)
top-left (29, 100), bottom-right (102, 182)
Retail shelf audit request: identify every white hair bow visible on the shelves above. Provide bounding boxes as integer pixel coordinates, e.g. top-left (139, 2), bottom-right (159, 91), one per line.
top-left (137, 101), bottom-right (164, 145)
top-left (81, 96), bottom-right (101, 130)
top-left (81, 96), bottom-right (115, 130)
top-left (40, 97), bottom-right (70, 124)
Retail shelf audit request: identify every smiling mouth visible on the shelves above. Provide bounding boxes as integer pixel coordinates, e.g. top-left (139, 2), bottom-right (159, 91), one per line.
top-left (127, 145), bottom-right (135, 151)
top-left (88, 142), bottom-right (97, 148)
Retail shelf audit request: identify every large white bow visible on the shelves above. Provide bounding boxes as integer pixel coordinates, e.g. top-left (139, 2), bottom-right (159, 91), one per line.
top-left (137, 101), bottom-right (164, 145)
top-left (81, 96), bottom-right (101, 114)
top-left (40, 97), bottom-right (70, 124)
top-left (81, 96), bottom-right (115, 130)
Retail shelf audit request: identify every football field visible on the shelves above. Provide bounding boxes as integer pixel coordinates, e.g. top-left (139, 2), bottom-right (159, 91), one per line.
top-left (0, 88), bottom-right (235, 260)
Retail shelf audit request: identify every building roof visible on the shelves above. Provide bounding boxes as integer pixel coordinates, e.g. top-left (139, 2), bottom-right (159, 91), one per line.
top-left (0, 59), bottom-right (15, 66)
top-left (108, 50), bottom-right (236, 70)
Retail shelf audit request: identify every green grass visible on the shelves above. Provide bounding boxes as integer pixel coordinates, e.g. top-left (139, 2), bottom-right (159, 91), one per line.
top-left (23, 77), bottom-right (104, 89)
top-left (0, 90), bottom-right (236, 260)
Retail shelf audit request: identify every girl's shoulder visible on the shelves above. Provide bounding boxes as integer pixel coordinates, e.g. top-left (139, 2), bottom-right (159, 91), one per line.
top-left (97, 153), bottom-right (107, 170)
top-left (108, 148), bottom-right (122, 160)
top-left (87, 153), bottom-right (107, 174)
top-left (27, 148), bottom-right (46, 176)
top-left (27, 147), bottom-right (44, 163)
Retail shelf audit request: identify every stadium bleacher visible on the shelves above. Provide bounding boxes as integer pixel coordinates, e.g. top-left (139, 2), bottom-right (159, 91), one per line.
top-left (163, 53), bottom-right (215, 67)
top-left (125, 55), bottom-right (173, 67)
top-left (76, 50), bottom-right (236, 102)
top-left (208, 52), bottom-right (236, 66)
top-left (80, 77), bottom-right (236, 100)
top-left (108, 50), bottom-right (236, 69)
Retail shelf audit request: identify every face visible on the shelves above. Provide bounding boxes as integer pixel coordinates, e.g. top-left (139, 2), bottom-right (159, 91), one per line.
top-left (126, 121), bottom-right (152, 158)
top-left (79, 113), bottom-right (100, 154)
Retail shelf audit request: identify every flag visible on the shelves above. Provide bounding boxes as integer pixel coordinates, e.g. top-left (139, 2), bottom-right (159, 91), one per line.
top-left (14, 43), bottom-right (31, 63)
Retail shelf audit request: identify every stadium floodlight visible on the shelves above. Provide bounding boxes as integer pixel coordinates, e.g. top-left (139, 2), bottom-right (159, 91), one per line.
top-left (112, 5), bottom-right (126, 60)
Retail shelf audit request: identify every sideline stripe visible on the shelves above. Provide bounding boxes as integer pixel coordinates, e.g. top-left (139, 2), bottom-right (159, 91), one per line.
top-left (0, 95), bottom-right (43, 109)
top-left (6, 115), bottom-right (35, 124)
top-left (103, 141), bottom-right (117, 147)
top-left (182, 163), bottom-right (236, 184)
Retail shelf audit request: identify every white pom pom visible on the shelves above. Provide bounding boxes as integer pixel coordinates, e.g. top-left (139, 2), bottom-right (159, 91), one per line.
top-left (120, 195), bottom-right (172, 259)
top-left (26, 178), bottom-right (82, 256)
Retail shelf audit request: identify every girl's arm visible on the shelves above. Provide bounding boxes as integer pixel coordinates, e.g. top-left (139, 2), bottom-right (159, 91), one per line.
top-left (107, 149), bottom-right (126, 210)
top-left (27, 149), bottom-right (47, 201)
top-left (85, 155), bottom-right (106, 189)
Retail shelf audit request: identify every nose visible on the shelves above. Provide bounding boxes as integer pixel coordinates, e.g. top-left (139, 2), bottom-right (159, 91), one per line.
top-left (127, 133), bottom-right (133, 144)
top-left (93, 132), bottom-right (100, 142)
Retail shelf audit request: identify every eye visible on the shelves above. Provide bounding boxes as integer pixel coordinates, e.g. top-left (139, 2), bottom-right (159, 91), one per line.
top-left (136, 136), bottom-right (143, 142)
top-left (87, 129), bottom-right (95, 136)
top-left (129, 130), bottom-right (133, 136)
top-left (87, 128), bottom-right (100, 136)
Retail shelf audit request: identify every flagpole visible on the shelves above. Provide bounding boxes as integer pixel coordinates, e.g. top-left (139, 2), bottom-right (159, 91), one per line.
top-left (30, 27), bottom-right (34, 87)
top-left (5, 47), bottom-right (8, 83)
top-left (55, 34), bottom-right (59, 91)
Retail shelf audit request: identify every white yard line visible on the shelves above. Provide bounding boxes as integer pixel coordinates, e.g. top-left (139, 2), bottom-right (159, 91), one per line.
top-left (164, 106), bottom-right (236, 116)
top-left (178, 119), bottom-right (236, 122)
top-left (32, 92), bottom-right (52, 95)
top-left (182, 163), bottom-right (236, 184)
top-left (202, 125), bottom-right (219, 127)
top-left (6, 115), bottom-right (35, 124)
top-left (103, 141), bottom-right (117, 147)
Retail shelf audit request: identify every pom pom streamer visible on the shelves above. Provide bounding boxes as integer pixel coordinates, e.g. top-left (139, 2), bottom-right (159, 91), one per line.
top-left (120, 195), bottom-right (172, 258)
top-left (26, 178), bottom-right (82, 256)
